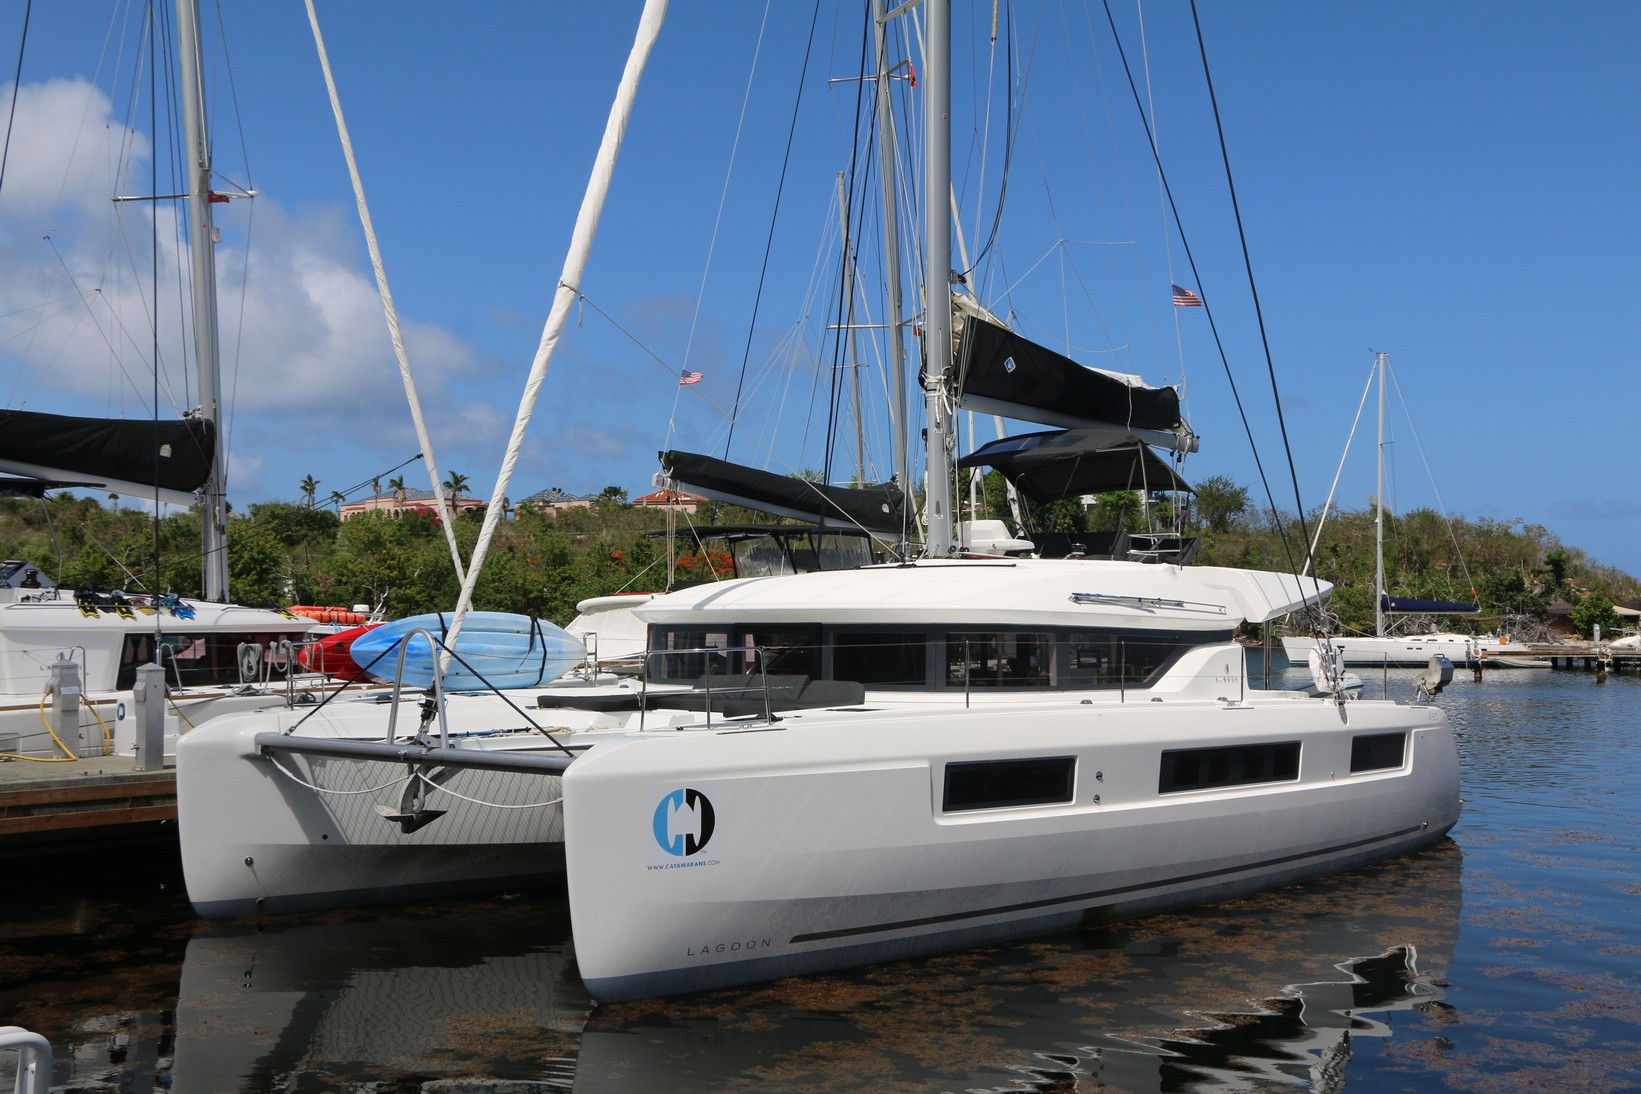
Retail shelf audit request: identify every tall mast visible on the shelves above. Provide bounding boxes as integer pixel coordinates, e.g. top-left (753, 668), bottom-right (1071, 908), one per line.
top-left (921, 0), bottom-right (955, 556)
top-left (870, 0), bottom-right (910, 530)
top-left (835, 172), bottom-right (866, 485)
top-left (176, 0), bottom-right (229, 601)
top-left (1374, 351), bottom-right (1387, 639)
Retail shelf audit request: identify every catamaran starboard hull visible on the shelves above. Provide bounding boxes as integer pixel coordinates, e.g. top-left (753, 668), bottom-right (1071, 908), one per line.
top-left (563, 697), bottom-right (1459, 1002)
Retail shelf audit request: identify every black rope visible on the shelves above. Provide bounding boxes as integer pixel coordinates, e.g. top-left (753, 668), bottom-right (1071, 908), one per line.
top-left (0, 0), bottom-right (32, 198)
top-left (1187, 0), bottom-right (1315, 576)
top-left (957, 0), bottom-right (1022, 280)
top-left (722, 0), bottom-right (824, 463)
top-left (1098, 0), bottom-right (1323, 616)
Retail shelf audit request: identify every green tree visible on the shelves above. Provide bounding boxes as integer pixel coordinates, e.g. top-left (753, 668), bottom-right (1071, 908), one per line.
top-left (1087, 491), bottom-right (1141, 534)
top-left (1570, 592), bottom-right (1620, 640)
top-left (1192, 475), bottom-right (1249, 533)
top-left (299, 474), bottom-right (320, 509)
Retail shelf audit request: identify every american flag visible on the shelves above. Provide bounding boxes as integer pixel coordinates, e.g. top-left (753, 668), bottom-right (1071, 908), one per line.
top-left (1171, 283), bottom-right (1203, 307)
top-left (678, 369), bottom-right (703, 386)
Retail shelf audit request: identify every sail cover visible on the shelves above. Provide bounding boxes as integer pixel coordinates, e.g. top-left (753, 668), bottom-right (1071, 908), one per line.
top-left (1380, 594), bottom-right (1479, 614)
top-left (660, 450), bottom-right (905, 533)
top-left (0, 410), bottom-right (214, 494)
top-left (952, 309), bottom-right (1190, 446)
top-left (958, 429), bottom-right (1191, 503)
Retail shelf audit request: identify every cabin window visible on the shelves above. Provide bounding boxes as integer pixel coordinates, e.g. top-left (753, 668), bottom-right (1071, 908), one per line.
top-left (943, 756), bottom-right (1076, 812)
top-left (650, 627), bottom-right (734, 682)
top-left (1350, 732), bottom-right (1407, 773)
top-left (832, 631), bottom-right (925, 687)
top-left (946, 631), bottom-right (1053, 687)
top-left (1158, 742), bottom-right (1301, 794)
top-left (116, 632), bottom-right (301, 689)
top-left (741, 628), bottom-right (820, 679)
top-left (1064, 629), bottom-right (1214, 689)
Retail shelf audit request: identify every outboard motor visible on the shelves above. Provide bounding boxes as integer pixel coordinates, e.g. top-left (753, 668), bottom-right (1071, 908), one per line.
top-left (1413, 653), bottom-right (1454, 703)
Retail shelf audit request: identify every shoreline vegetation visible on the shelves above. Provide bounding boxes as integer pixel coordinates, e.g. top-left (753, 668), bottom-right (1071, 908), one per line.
top-left (3, 476), bottom-right (1635, 641)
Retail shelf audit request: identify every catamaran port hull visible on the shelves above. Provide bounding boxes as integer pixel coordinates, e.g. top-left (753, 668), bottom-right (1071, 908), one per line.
top-left (177, 695), bottom-right (581, 917)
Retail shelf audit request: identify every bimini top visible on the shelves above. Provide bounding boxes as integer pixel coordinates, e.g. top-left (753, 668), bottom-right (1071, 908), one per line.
top-left (635, 557), bottom-right (1330, 630)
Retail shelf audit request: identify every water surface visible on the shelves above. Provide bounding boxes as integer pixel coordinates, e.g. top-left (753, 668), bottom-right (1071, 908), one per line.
top-left (3, 666), bottom-right (1637, 1091)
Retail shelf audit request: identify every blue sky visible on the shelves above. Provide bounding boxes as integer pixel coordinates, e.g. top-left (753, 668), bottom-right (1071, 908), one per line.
top-left (3, 2), bottom-right (1638, 579)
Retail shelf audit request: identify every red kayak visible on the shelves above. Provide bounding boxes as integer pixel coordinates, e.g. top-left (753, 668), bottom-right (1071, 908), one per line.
top-left (299, 622), bottom-right (382, 679)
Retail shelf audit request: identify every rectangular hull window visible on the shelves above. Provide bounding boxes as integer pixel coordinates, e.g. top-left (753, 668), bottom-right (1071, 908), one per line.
top-left (1158, 742), bottom-right (1301, 794)
top-left (1350, 732), bottom-right (1407, 773)
top-left (943, 756), bottom-right (1076, 812)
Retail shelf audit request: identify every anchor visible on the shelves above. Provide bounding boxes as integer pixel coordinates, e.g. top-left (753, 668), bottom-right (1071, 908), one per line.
top-left (375, 761), bottom-right (456, 834)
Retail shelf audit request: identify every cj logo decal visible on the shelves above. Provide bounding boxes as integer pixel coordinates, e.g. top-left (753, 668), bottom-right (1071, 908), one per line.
top-left (652, 788), bottom-right (716, 857)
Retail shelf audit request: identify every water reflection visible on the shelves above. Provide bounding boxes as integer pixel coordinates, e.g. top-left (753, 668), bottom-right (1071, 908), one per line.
top-left (2, 838), bottom-right (1461, 1092)
top-left (573, 841), bottom-right (1462, 1092)
top-left (172, 901), bottom-right (589, 1092)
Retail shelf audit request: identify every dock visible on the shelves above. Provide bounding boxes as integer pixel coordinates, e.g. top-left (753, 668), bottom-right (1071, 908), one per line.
top-left (1506, 643), bottom-right (1639, 672)
top-left (0, 755), bottom-right (176, 851)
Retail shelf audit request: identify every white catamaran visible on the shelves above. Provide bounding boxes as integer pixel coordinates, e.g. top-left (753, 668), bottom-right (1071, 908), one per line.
top-left (177, 0), bottom-right (1460, 1006)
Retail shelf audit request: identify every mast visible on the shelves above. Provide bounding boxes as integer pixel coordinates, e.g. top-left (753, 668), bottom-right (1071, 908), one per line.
top-left (835, 172), bottom-right (866, 485)
top-left (1374, 351), bottom-right (1387, 639)
top-left (175, 0), bottom-right (229, 602)
top-left (870, 0), bottom-right (910, 528)
top-left (921, 0), bottom-right (955, 556)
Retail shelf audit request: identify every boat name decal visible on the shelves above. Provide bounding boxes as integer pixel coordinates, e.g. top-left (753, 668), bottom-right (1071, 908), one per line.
top-left (686, 938), bottom-right (773, 957)
top-left (652, 787), bottom-right (716, 857)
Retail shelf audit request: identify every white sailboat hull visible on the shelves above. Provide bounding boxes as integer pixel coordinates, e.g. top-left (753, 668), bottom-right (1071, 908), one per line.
top-left (177, 694), bottom-right (579, 916)
top-left (1280, 633), bottom-right (1545, 668)
top-left (564, 690), bottom-right (1459, 1001)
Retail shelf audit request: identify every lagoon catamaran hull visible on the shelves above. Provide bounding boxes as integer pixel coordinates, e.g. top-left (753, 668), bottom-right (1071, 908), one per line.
top-left (563, 657), bottom-right (1459, 1002)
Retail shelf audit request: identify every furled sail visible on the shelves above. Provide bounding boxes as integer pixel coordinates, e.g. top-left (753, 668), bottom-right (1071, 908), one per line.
top-left (958, 428), bottom-right (1192, 503)
top-left (1380, 595), bottom-right (1479, 614)
top-left (0, 410), bottom-right (214, 503)
top-left (951, 306), bottom-right (1195, 451)
top-left (659, 450), bottom-right (905, 534)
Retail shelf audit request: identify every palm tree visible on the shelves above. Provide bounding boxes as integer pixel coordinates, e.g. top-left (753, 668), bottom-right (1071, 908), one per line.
top-left (370, 476), bottom-right (383, 501)
top-left (387, 475), bottom-right (407, 516)
top-left (328, 490), bottom-right (346, 515)
top-left (442, 471), bottom-right (470, 521)
top-left (299, 475), bottom-right (320, 509)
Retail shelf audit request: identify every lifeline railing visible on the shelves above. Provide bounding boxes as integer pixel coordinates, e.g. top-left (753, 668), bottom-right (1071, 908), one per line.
top-left (254, 625), bottom-right (577, 775)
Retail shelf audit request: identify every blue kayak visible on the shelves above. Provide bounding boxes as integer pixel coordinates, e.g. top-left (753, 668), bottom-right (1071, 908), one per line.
top-left (349, 611), bottom-right (586, 691)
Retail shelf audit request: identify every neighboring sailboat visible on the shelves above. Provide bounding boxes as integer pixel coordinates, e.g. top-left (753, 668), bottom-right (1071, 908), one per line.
top-left (0, 0), bottom-right (328, 771)
top-left (1280, 353), bottom-right (1543, 669)
top-left (177, 0), bottom-right (675, 916)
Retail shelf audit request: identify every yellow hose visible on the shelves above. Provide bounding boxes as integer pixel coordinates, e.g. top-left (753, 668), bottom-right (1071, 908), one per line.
top-left (0, 694), bottom-right (81, 762)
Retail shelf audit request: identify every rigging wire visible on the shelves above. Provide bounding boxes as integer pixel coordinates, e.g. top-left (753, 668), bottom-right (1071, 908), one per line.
top-left (1185, 0), bottom-right (1315, 579)
top-left (0, 0), bottom-right (32, 199)
top-left (722, 0), bottom-right (823, 464)
top-left (1098, 0), bottom-right (1322, 617)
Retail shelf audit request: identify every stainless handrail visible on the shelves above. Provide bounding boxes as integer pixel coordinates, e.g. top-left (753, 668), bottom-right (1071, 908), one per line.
top-left (384, 627), bottom-right (449, 747)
